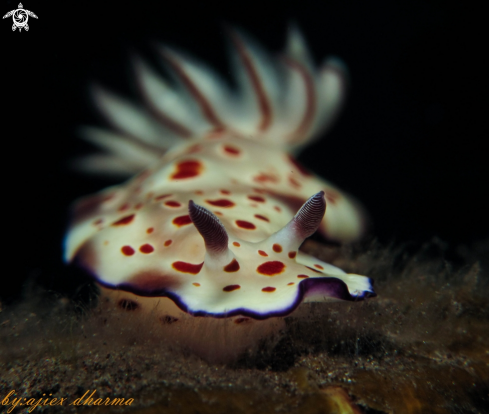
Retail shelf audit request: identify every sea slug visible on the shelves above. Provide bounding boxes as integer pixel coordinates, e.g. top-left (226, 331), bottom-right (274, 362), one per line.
top-left (65, 27), bottom-right (375, 362)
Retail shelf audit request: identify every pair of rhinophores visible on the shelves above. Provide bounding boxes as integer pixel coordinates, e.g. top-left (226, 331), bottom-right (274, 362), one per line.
top-left (65, 26), bottom-right (376, 361)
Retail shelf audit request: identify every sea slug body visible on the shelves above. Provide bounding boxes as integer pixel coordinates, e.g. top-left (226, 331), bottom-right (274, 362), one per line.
top-left (65, 27), bottom-right (375, 361)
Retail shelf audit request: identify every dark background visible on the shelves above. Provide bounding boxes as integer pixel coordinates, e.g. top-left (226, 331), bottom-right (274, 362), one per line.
top-left (2, 0), bottom-right (487, 302)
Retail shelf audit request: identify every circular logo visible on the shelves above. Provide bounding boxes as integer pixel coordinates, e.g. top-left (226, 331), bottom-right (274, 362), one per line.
top-left (13, 9), bottom-right (28, 27)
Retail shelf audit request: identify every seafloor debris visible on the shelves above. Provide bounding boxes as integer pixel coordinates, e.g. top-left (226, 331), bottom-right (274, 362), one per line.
top-left (0, 239), bottom-right (488, 413)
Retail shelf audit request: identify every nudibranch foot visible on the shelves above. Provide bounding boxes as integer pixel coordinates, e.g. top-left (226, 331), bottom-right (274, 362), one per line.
top-left (98, 286), bottom-right (285, 364)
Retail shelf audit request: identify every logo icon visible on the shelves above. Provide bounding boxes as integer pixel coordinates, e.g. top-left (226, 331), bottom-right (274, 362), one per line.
top-left (3, 3), bottom-right (38, 32)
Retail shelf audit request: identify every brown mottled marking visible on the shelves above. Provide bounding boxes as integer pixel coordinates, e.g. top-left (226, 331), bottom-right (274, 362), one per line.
top-left (160, 315), bottom-right (179, 324)
top-left (118, 299), bottom-right (139, 311)
top-left (128, 270), bottom-right (182, 290)
top-left (234, 317), bottom-right (251, 324)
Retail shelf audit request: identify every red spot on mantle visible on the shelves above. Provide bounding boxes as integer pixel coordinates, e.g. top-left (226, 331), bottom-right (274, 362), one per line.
top-left (155, 194), bottom-right (172, 201)
top-left (236, 220), bottom-right (256, 230)
top-left (205, 199), bottom-right (235, 208)
top-left (165, 201), bottom-right (182, 207)
top-left (171, 160), bottom-right (203, 180)
top-left (147, 227), bottom-right (154, 234)
top-left (186, 144), bottom-right (202, 154)
top-left (121, 246), bottom-right (135, 256)
top-left (233, 242), bottom-right (240, 247)
top-left (297, 274), bottom-right (309, 279)
top-left (224, 259), bottom-right (240, 272)
top-left (257, 261), bottom-right (285, 276)
top-left (314, 264), bottom-right (324, 270)
top-left (273, 243), bottom-right (282, 253)
top-left (172, 261), bottom-right (204, 274)
top-left (223, 145), bottom-right (241, 156)
top-left (164, 239), bottom-right (172, 246)
top-left (288, 251), bottom-right (297, 259)
top-left (254, 214), bottom-right (269, 222)
top-left (140, 244), bottom-right (154, 254)
top-left (248, 195), bottom-right (265, 202)
top-left (118, 203), bottom-right (130, 212)
top-left (289, 176), bottom-right (301, 189)
top-left (112, 214), bottom-right (135, 226)
top-left (262, 287), bottom-right (276, 293)
top-left (223, 284), bottom-right (241, 292)
top-left (253, 173), bottom-right (279, 184)
top-left (173, 215), bottom-right (192, 227)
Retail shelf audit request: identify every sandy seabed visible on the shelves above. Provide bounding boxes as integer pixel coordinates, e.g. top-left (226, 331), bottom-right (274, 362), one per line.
top-left (1, 239), bottom-right (488, 414)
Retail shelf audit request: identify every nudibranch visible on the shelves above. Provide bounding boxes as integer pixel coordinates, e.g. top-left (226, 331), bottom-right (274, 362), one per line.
top-left (65, 27), bottom-right (375, 362)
